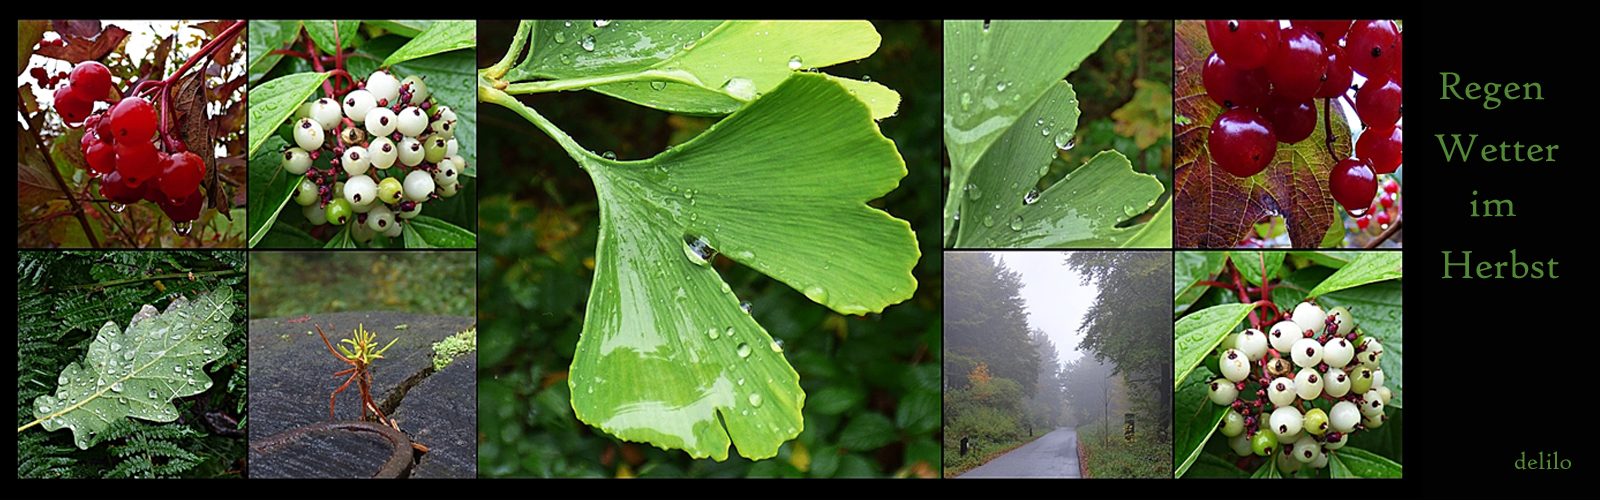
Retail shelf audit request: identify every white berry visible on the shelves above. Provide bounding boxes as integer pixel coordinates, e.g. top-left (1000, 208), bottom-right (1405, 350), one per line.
top-left (1323, 367), bottom-right (1351, 397)
top-left (1292, 302), bottom-right (1325, 335)
top-left (1361, 389), bottom-right (1385, 418)
top-left (366, 204), bottom-right (394, 233)
top-left (344, 174), bottom-right (377, 208)
top-left (1270, 406), bottom-right (1302, 440)
top-left (401, 75), bottom-right (429, 104)
top-left (282, 147), bottom-right (313, 175)
top-left (1293, 434), bottom-right (1319, 463)
top-left (396, 106), bottom-right (428, 137)
top-left (366, 107), bottom-right (397, 137)
top-left (369, 137), bottom-right (397, 169)
top-left (1322, 336), bottom-right (1355, 368)
top-left (1238, 328), bottom-right (1268, 360)
top-left (1326, 306), bottom-right (1356, 336)
top-left (366, 70), bottom-right (401, 104)
top-left (1291, 338), bottom-right (1323, 368)
top-left (1218, 349), bottom-right (1250, 382)
top-left (293, 118), bottom-right (324, 151)
top-left (342, 146), bottom-right (370, 176)
top-left (1329, 401), bottom-right (1360, 433)
top-left (1208, 378), bottom-right (1238, 406)
top-left (403, 170), bottom-right (435, 202)
top-left (310, 97), bottom-right (342, 130)
top-left (1267, 376), bottom-right (1295, 406)
top-left (1294, 367), bottom-right (1323, 400)
top-left (1269, 320), bottom-right (1300, 353)
top-left (342, 89), bottom-right (377, 122)
top-left (397, 137), bottom-right (425, 166)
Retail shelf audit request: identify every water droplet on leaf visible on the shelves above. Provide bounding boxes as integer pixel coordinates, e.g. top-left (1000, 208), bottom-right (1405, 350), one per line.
top-left (581, 35), bottom-right (595, 52)
top-left (736, 343), bottom-right (751, 358)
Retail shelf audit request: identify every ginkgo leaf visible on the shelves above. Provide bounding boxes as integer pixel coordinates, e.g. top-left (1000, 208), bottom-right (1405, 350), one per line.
top-left (509, 72), bottom-right (918, 460)
top-left (26, 287), bottom-right (234, 450)
top-left (942, 20), bottom-right (1166, 247)
top-left (505, 20), bottom-right (897, 119)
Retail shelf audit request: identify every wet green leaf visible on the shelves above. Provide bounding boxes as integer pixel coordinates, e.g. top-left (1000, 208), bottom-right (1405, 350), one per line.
top-left (381, 20), bottom-right (475, 67)
top-left (943, 20), bottom-right (1165, 247)
top-left (28, 288), bottom-right (234, 450)
top-left (505, 20), bottom-right (895, 118)
top-left (547, 73), bottom-right (916, 461)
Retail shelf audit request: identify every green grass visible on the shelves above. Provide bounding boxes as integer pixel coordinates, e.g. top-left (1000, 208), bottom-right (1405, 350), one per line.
top-left (1075, 418), bottom-right (1172, 478)
top-left (249, 251), bottom-right (474, 319)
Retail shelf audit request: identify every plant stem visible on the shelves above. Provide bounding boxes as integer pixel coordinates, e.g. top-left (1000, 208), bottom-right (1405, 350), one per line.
top-left (43, 269), bottom-right (244, 292)
top-left (19, 90), bottom-right (100, 248)
top-left (482, 20), bottom-right (533, 81)
top-left (502, 68), bottom-right (705, 94)
top-left (479, 81), bottom-right (593, 165)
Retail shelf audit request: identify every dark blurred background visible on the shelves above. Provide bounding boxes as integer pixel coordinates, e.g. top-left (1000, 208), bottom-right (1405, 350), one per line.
top-left (473, 20), bottom-right (943, 478)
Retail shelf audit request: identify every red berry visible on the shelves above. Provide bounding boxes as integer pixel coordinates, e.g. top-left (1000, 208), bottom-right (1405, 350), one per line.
top-left (1315, 45), bottom-right (1355, 99)
top-left (110, 96), bottom-right (158, 142)
top-left (1206, 20), bottom-right (1280, 70)
top-left (29, 67), bottom-right (48, 80)
top-left (1355, 215), bottom-right (1370, 230)
top-left (1390, 32), bottom-right (1403, 85)
top-left (1294, 20), bottom-right (1352, 42)
top-left (158, 189), bottom-right (205, 222)
top-left (1208, 108), bottom-right (1277, 177)
top-left (1265, 26), bottom-right (1327, 101)
top-left (54, 84), bottom-right (94, 125)
top-left (114, 140), bottom-right (159, 187)
top-left (159, 151), bottom-right (206, 201)
top-left (1379, 192), bottom-right (1394, 209)
top-left (1263, 91), bottom-right (1316, 144)
top-left (1375, 209), bottom-right (1392, 226)
top-left (68, 61), bottom-right (112, 102)
top-left (1355, 76), bottom-right (1403, 129)
top-left (1382, 178), bottom-right (1400, 194)
top-left (1202, 51), bottom-right (1271, 110)
top-left (1356, 126), bottom-right (1402, 174)
top-left (99, 170), bottom-right (146, 204)
top-left (1329, 158), bottom-right (1378, 216)
top-left (1346, 20), bottom-right (1399, 78)
top-left (84, 137), bottom-right (117, 176)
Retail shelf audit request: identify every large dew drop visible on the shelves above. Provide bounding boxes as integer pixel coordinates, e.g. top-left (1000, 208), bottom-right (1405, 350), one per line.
top-left (788, 55), bottom-right (803, 70)
top-left (682, 234), bottom-right (716, 267)
top-left (1023, 188), bottom-right (1041, 205)
top-left (723, 77), bottom-right (756, 101)
top-left (748, 393), bottom-right (763, 407)
top-left (580, 35), bottom-right (596, 52)
top-left (736, 343), bottom-right (751, 358)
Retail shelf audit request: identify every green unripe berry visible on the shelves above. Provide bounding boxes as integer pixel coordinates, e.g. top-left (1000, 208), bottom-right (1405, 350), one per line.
top-left (1251, 429), bottom-right (1278, 457)
top-left (1229, 433), bottom-right (1253, 457)
top-left (423, 135), bottom-right (449, 164)
top-left (1351, 368), bottom-right (1375, 394)
top-left (378, 177), bottom-right (403, 204)
top-left (324, 198), bottom-right (354, 226)
top-left (293, 177), bottom-right (319, 206)
top-left (1221, 409), bottom-right (1245, 437)
top-left (1302, 408), bottom-right (1329, 436)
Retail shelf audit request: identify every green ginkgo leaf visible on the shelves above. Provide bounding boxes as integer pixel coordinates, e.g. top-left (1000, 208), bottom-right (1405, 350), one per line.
top-left (25, 287), bottom-right (234, 450)
top-left (943, 20), bottom-right (1166, 248)
top-left (487, 72), bottom-right (916, 460)
top-left (505, 20), bottom-right (897, 118)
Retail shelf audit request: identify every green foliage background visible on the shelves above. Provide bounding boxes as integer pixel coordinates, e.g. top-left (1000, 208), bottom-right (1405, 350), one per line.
top-left (16, 250), bottom-right (247, 478)
top-left (474, 20), bottom-right (942, 477)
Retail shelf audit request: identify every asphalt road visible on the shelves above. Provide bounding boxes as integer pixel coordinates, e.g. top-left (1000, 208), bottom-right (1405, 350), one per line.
top-left (957, 427), bottom-right (1081, 478)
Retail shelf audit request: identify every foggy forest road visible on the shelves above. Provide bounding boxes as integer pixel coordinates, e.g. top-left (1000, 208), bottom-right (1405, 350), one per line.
top-left (957, 427), bottom-right (1080, 478)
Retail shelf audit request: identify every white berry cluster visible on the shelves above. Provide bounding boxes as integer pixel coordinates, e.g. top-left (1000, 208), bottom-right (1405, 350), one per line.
top-left (1206, 301), bottom-right (1392, 475)
top-left (281, 69), bottom-right (465, 242)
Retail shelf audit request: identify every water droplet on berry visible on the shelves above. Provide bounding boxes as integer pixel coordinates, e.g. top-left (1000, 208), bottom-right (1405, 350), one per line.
top-left (110, 203), bottom-right (126, 213)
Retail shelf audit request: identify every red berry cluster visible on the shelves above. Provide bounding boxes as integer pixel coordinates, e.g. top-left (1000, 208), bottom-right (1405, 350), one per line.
top-left (64, 60), bottom-right (207, 228)
top-left (1201, 20), bottom-right (1403, 219)
top-left (1352, 178), bottom-right (1400, 232)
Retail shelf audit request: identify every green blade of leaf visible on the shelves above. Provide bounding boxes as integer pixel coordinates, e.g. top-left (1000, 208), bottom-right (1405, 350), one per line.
top-left (403, 215), bottom-right (475, 248)
top-left (365, 20), bottom-right (433, 38)
top-left (1175, 251), bottom-right (1228, 303)
top-left (1231, 251), bottom-right (1285, 287)
top-left (1305, 252), bottom-right (1403, 297)
top-left (302, 21), bottom-right (360, 57)
top-left (507, 21), bottom-right (896, 119)
top-left (381, 20), bottom-right (475, 68)
top-left (565, 73), bottom-right (917, 460)
top-left (246, 136), bottom-right (299, 248)
top-left (247, 21), bottom-right (300, 84)
top-left (1329, 447), bottom-right (1403, 477)
top-left (245, 71), bottom-right (328, 158)
top-left (1174, 365), bottom-right (1224, 478)
top-left (28, 288), bottom-right (235, 450)
top-left (1173, 302), bottom-right (1254, 390)
top-left (941, 21), bottom-right (1165, 248)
